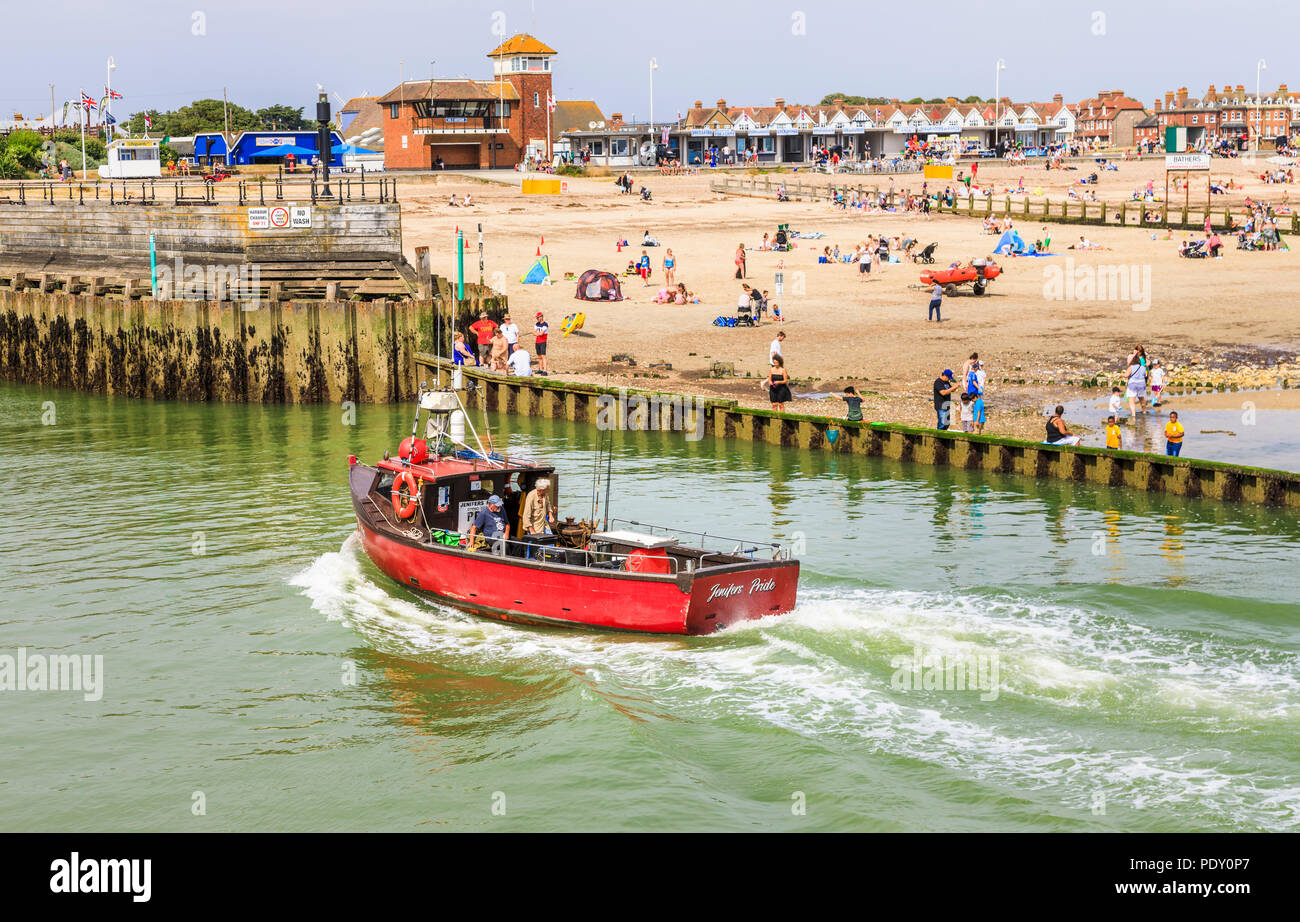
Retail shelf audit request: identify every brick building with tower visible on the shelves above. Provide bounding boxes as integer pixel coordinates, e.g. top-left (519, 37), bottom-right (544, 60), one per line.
top-left (378, 33), bottom-right (566, 170)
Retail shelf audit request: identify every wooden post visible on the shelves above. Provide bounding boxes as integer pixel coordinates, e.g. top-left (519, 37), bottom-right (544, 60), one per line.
top-left (414, 245), bottom-right (432, 299)
top-left (326, 281), bottom-right (340, 301)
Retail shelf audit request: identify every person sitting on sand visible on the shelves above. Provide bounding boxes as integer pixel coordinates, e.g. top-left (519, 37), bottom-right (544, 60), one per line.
top-left (642, 229), bottom-right (660, 246)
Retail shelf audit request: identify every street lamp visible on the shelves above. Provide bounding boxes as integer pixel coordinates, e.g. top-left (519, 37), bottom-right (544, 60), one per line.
top-left (1255, 58), bottom-right (1267, 153)
top-left (994, 59), bottom-right (1006, 150)
top-left (649, 58), bottom-right (659, 159)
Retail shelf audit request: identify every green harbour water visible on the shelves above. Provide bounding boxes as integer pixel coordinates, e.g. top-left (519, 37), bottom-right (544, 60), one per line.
top-left (1, 382), bottom-right (1298, 832)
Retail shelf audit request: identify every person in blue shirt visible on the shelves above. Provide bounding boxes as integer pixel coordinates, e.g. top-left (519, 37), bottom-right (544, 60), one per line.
top-left (468, 495), bottom-right (508, 555)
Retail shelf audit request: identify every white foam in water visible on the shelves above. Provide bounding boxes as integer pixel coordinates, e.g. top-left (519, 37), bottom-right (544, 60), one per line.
top-left (291, 539), bottom-right (1300, 830)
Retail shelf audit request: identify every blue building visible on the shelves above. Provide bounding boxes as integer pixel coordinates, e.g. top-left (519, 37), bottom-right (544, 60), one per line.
top-left (192, 130), bottom-right (344, 166)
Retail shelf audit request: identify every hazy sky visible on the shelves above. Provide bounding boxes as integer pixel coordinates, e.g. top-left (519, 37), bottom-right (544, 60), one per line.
top-left (2, 0), bottom-right (1295, 121)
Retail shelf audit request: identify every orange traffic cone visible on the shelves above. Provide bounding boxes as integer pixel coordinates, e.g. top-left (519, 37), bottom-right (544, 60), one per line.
top-left (536, 245), bottom-right (541, 256)
top-left (616, 239), bottom-right (623, 252)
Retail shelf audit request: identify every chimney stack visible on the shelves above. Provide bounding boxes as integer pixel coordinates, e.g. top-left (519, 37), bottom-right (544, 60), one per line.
top-left (1154, 99), bottom-right (1162, 112)
top-left (1053, 93), bottom-right (1063, 105)
top-left (774, 97), bottom-right (786, 110)
top-left (716, 98), bottom-right (727, 109)
top-left (693, 100), bottom-right (702, 109)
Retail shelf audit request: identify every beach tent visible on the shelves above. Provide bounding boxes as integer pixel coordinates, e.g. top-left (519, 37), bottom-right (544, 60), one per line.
top-left (574, 269), bottom-right (624, 301)
top-left (521, 255), bottom-right (551, 284)
top-left (994, 229), bottom-right (1028, 255)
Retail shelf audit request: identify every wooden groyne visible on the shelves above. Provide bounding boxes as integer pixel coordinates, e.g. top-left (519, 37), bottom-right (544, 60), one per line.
top-left (419, 355), bottom-right (1300, 509)
top-left (710, 175), bottom-right (1298, 232)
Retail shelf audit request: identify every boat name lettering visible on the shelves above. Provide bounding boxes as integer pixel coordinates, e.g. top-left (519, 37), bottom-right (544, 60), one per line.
top-left (707, 578), bottom-right (775, 603)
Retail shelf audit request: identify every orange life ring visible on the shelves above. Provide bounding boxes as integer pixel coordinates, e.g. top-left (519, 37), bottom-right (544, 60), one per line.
top-left (392, 471), bottom-right (419, 519)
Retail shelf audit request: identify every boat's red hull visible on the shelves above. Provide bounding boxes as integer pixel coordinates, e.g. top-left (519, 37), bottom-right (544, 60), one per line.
top-left (356, 523), bottom-right (799, 635)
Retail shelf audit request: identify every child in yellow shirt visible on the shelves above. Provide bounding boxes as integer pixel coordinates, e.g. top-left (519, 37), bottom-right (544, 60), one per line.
top-left (1104, 415), bottom-right (1122, 449)
top-left (1164, 411), bottom-right (1184, 457)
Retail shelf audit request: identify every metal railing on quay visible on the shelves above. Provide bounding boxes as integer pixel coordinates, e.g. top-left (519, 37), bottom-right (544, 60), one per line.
top-left (0, 175), bottom-right (397, 206)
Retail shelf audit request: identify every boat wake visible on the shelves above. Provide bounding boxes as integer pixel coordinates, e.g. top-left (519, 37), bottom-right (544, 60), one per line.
top-left (292, 535), bottom-right (1300, 831)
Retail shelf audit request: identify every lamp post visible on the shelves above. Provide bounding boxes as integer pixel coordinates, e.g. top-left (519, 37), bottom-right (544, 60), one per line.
top-left (317, 90), bottom-right (332, 198)
top-left (1255, 58), bottom-right (1267, 153)
top-left (649, 58), bottom-right (659, 163)
top-left (994, 59), bottom-right (1006, 151)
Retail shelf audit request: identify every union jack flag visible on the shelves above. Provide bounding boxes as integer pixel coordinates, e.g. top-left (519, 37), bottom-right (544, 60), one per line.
top-left (80, 92), bottom-right (97, 110)
top-left (546, 93), bottom-right (556, 113)
top-left (106, 88), bottom-right (123, 100)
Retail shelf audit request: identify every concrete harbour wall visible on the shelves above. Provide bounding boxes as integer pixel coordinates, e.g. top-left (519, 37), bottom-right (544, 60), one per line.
top-left (422, 355), bottom-right (1300, 509)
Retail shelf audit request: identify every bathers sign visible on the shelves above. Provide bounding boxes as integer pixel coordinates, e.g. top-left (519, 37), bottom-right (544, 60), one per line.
top-left (1166, 153), bottom-right (1210, 170)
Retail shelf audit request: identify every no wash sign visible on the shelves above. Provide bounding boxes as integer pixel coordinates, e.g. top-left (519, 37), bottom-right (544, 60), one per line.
top-left (247, 205), bottom-right (312, 230)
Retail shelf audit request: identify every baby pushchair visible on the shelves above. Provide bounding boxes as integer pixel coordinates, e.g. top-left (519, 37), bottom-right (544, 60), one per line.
top-left (1180, 240), bottom-right (1207, 259)
top-left (773, 225), bottom-right (790, 251)
top-left (916, 242), bottom-right (938, 264)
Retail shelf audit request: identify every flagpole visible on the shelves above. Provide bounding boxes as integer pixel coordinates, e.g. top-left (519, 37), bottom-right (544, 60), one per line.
top-left (79, 95), bottom-right (87, 177)
top-left (105, 56), bottom-right (116, 139)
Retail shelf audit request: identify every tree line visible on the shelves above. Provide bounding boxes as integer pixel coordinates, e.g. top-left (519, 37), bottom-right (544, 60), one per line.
top-left (818, 94), bottom-right (994, 107)
top-left (121, 100), bottom-right (322, 137)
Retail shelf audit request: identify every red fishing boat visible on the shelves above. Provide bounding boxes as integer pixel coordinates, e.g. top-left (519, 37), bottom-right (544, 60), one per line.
top-left (348, 386), bottom-right (799, 635)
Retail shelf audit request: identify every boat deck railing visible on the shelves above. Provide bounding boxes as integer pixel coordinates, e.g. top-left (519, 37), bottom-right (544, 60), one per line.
top-left (608, 518), bottom-right (793, 563)
top-left (417, 525), bottom-right (687, 577)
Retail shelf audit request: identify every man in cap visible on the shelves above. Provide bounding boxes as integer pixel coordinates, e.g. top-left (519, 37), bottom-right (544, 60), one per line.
top-left (933, 369), bottom-right (958, 430)
top-left (519, 477), bottom-right (556, 558)
top-left (533, 312), bottom-right (549, 375)
top-left (468, 494), bottom-right (509, 555)
top-left (468, 311), bottom-right (498, 365)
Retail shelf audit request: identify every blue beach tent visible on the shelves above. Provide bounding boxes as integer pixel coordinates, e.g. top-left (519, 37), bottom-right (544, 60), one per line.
top-left (994, 229), bottom-right (1028, 255)
top-left (520, 256), bottom-right (551, 284)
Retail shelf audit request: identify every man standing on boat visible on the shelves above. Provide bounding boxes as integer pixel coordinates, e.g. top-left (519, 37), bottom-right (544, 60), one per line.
top-left (520, 478), bottom-right (556, 558)
top-left (468, 495), bottom-right (509, 555)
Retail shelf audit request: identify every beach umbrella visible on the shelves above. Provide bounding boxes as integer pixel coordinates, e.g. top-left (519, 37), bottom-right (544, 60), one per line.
top-left (331, 143), bottom-right (378, 155)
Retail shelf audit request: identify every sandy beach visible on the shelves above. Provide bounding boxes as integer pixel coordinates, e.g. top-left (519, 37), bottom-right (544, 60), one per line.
top-left (396, 157), bottom-right (1299, 440)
